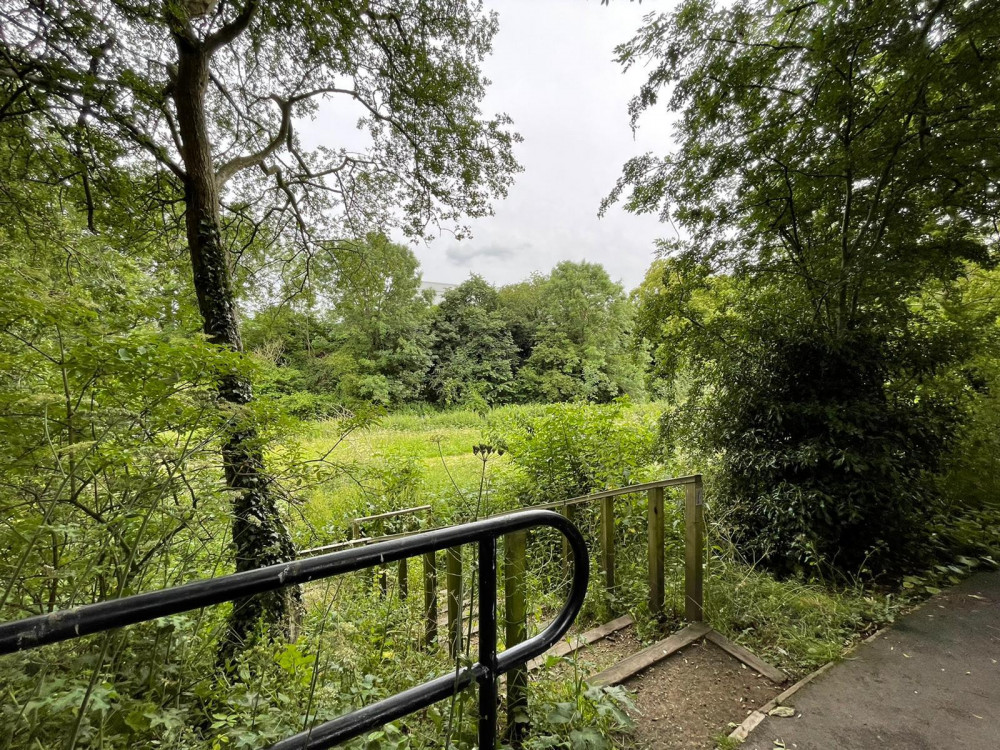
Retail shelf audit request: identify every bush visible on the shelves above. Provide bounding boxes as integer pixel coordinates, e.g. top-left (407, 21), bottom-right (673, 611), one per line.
top-left (487, 400), bottom-right (660, 508)
top-left (486, 401), bottom-right (664, 621)
top-left (704, 325), bottom-right (960, 582)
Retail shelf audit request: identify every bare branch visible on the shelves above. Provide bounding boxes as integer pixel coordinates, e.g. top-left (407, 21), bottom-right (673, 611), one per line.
top-left (205, 0), bottom-right (259, 55)
top-left (215, 95), bottom-right (290, 186)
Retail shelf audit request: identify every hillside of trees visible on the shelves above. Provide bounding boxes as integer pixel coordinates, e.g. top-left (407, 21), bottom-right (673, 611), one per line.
top-left (244, 236), bottom-right (646, 416)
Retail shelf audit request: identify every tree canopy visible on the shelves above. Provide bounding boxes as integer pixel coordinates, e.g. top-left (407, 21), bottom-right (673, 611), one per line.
top-left (519, 261), bottom-right (645, 403)
top-left (607, 0), bottom-right (1000, 334)
top-left (427, 275), bottom-right (519, 408)
top-left (608, 0), bottom-right (1000, 579)
top-left (1, 0), bottom-right (520, 652)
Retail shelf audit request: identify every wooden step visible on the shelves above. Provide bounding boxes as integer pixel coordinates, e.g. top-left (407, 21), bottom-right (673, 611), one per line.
top-left (589, 622), bottom-right (711, 686)
top-left (527, 615), bottom-right (634, 670)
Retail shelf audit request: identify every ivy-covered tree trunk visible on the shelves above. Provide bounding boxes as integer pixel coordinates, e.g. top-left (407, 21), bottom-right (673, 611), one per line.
top-left (173, 34), bottom-right (299, 662)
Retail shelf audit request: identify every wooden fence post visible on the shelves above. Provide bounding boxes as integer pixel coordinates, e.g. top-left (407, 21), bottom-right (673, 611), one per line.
top-left (446, 546), bottom-right (463, 658)
top-left (423, 551), bottom-right (438, 648)
top-left (350, 521), bottom-right (371, 595)
top-left (684, 477), bottom-right (704, 622)
top-left (647, 486), bottom-right (665, 618)
top-left (600, 495), bottom-right (616, 611)
top-left (504, 531), bottom-right (528, 743)
top-left (561, 503), bottom-right (576, 568)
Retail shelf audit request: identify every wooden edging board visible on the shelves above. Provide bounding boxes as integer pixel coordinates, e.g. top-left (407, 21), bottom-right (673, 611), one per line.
top-left (583, 622), bottom-right (787, 691)
top-left (727, 661), bottom-right (835, 741)
top-left (527, 615), bottom-right (634, 671)
top-left (588, 622), bottom-right (711, 686)
top-left (705, 630), bottom-right (787, 684)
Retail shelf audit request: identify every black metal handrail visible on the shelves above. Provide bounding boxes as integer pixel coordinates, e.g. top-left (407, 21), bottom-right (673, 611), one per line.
top-left (0, 509), bottom-right (590, 750)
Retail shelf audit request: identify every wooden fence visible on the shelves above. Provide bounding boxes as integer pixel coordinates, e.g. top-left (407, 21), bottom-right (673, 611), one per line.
top-left (497, 474), bottom-right (705, 624)
top-left (498, 474), bottom-right (704, 733)
top-left (298, 475), bottom-right (706, 716)
top-left (300, 504), bottom-right (432, 602)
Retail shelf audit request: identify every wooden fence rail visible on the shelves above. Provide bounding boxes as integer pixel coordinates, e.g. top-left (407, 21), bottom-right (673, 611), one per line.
top-left (296, 474), bottom-right (706, 723)
top-left (300, 505), bottom-right (432, 602)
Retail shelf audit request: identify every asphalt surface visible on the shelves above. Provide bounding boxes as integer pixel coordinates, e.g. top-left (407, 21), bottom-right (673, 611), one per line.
top-left (743, 570), bottom-right (1000, 750)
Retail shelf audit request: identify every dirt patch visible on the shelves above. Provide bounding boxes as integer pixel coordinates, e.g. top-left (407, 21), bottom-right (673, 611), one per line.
top-left (534, 626), bottom-right (644, 681)
top-left (623, 639), bottom-right (781, 750)
top-left (576, 626), bottom-right (643, 673)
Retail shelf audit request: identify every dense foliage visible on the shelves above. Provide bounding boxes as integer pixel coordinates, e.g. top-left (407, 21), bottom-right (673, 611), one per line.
top-left (611, 0), bottom-right (1000, 580)
top-left (426, 276), bottom-right (521, 407)
top-left (243, 260), bottom-right (647, 413)
top-left (245, 234), bottom-right (435, 415)
top-left (2, 0), bottom-right (523, 651)
top-left (517, 262), bottom-right (645, 403)
top-left (707, 321), bottom-right (962, 578)
top-left (1, 0), bottom-right (1000, 748)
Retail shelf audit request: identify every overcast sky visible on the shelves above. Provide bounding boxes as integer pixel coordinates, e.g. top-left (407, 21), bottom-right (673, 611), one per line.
top-left (305, 0), bottom-right (680, 292)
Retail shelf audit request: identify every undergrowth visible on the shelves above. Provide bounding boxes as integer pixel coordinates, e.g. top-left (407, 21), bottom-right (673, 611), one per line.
top-left (703, 550), bottom-right (996, 676)
top-left (6, 401), bottom-right (996, 749)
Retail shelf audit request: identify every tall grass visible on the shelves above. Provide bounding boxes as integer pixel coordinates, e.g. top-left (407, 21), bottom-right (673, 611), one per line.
top-left (291, 403), bottom-right (937, 682)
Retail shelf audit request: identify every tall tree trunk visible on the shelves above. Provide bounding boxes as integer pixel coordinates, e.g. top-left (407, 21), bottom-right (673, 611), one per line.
top-left (173, 38), bottom-right (299, 664)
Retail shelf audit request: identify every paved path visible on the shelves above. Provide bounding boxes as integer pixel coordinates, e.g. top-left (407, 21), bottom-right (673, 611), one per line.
top-left (743, 570), bottom-right (1000, 750)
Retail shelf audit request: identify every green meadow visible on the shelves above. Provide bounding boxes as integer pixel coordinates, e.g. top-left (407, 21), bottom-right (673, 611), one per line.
top-left (295, 410), bottom-right (503, 547)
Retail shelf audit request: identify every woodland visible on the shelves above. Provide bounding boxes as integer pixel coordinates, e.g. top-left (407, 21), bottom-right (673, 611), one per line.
top-left (0, 0), bottom-right (999, 749)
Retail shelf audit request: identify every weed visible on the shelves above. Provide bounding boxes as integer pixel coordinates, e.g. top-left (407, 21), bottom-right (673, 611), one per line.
top-left (713, 733), bottom-right (743, 750)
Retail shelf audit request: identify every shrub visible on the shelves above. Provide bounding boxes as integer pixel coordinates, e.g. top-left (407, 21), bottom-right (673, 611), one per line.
top-left (487, 400), bottom-right (659, 508)
top-left (486, 401), bottom-right (664, 621)
top-left (704, 325), bottom-right (960, 582)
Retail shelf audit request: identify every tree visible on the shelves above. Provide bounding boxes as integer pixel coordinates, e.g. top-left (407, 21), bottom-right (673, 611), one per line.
top-left (517, 261), bottom-right (645, 402)
top-left (242, 302), bottom-right (344, 419)
top-left (1, 0), bottom-right (519, 653)
top-left (632, 256), bottom-right (735, 398)
top-left (607, 0), bottom-right (1000, 578)
top-left (326, 233), bottom-right (433, 406)
top-left (931, 265), bottom-right (1000, 545)
top-left (244, 235), bottom-right (432, 412)
top-left (608, 0), bottom-right (999, 332)
top-left (427, 276), bottom-right (519, 407)
top-left (498, 275), bottom-right (547, 370)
